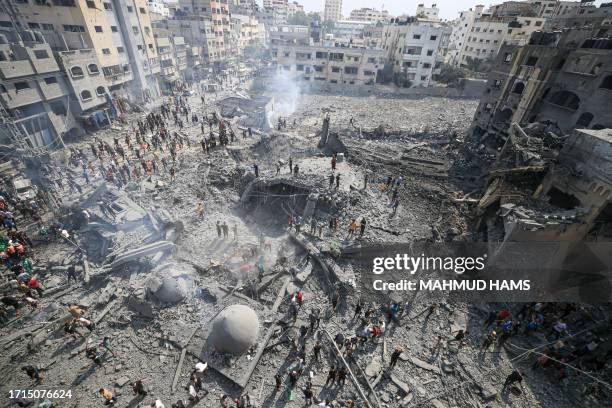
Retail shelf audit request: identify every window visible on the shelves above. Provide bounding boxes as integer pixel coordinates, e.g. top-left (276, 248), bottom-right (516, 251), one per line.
top-left (331, 67), bottom-right (340, 73)
top-left (70, 66), bottom-right (84, 78)
top-left (103, 2), bottom-right (111, 10)
top-left (421, 76), bottom-right (427, 81)
top-left (548, 90), bottom-right (580, 110)
top-left (111, 26), bottom-right (118, 32)
top-left (503, 52), bottom-right (512, 63)
top-left (80, 90), bottom-right (92, 101)
top-left (34, 50), bottom-right (49, 59)
top-left (117, 46), bottom-right (125, 53)
top-left (600, 76), bottom-right (612, 90)
top-left (87, 63), bottom-right (99, 74)
top-left (535, 21), bottom-right (542, 27)
top-left (296, 64), bottom-right (304, 71)
top-left (140, 7), bottom-right (146, 13)
top-left (132, 26), bottom-right (139, 34)
top-left (413, 34), bottom-right (421, 39)
top-left (94, 26), bottom-right (103, 33)
top-left (15, 82), bottom-right (30, 91)
top-left (314, 66), bottom-right (323, 72)
top-left (525, 56), bottom-right (538, 66)
top-left (44, 76), bottom-right (58, 85)
top-left (576, 112), bottom-right (594, 128)
top-left (426, 50), bottom-right (433, 56)
top-left (127, 6), bottom-right (133, 12)
top-left (63, 25), bottom-right (85, 32)
top-left (512, 82), bottom-right (525, 94)
top-left (86, 0), bottom-right (95, 8)
top-left (430, 35), bottom-right (437, 41)
top-left (367, 57), bottom-right (376, 63)
top-left (345, 67), bottom-right (358, 75)
top-left (102, 48), bottom-right (111, 55)
top-left (42, 23), bottom-right (54, 30)
top-left (423, 63), bottom-right (431, 68)
top-left (148, 44), bottom-right (154, 50)
top-left (137, 45), bottom-right (143, 50)
top-left (364, 70), bottom-right (374, 76)
top-left (28, 22), bottom-right (40, 29)
top-left (493, 79), bottom-right (502, 88)
top-left (524, 20), bottom-right (531, 26)
top-left (96, 86), bottom-right (106, 96)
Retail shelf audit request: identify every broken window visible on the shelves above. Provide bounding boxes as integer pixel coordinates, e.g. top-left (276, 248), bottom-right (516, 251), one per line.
top-left (33, 50), bottom-right (49, 59)
top-left (548, 90), bottom-right (580, 110)
top-left (576, 112), bottom-right (594, 128)
top-left (43, 76), bottom-right (57, 85)
top-left (15, 81), bottom-right (30, 91)
top-left (512, 82), bottom-right (525, 94)
top-left (81, 90), bottom-right (92, 101)
top-left (600, 75), bottom-right (612, 90)
top-left (547, 187), bottom-right (580, 210)
top-left (503, 52), bottom-right (512, 63)
top-left (524, 56), bottom-right (538, 66)
top-left (70, 66), bottom-right (84, 78)
top-left (96, 86), bottom-right (106, 96)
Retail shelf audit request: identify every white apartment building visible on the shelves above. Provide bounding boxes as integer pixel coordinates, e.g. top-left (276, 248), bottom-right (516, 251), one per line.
top-left (333, 20), bottom-right (373, 39)
top-left (147, 0), bottom-right (170, 18)
top-left (269, 25), bottom-right (310, 46)
top-left (287, 1), bottom-right (304, 17)
top-left (446, 5), bottom-right (485, 66)
top-left (382, 18), bottom-right (451, 87)
top-left (416, 4), bottom-right (440, 21)
top-left (272, 43), bottom-right (385, 85)
top-left (263, 0), bottom-right (289, 25)
top-left (459, 15), bottom-right (546, 68)
top-left (348, 8), bottom-right (390, 22)
top-left (324, 0), bottom-right (342, 23)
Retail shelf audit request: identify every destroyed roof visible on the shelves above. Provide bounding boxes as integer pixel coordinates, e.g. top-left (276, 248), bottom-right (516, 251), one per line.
top-left (556, 128), bottom-right (612, 185)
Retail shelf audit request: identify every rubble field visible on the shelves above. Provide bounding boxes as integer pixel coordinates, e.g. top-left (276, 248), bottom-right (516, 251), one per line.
top-left (0, 89), bottom-right (610, 408)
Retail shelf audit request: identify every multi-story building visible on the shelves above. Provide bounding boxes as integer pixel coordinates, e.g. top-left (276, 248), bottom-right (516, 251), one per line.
top-left (348, 7), bottom-right (390, 22)
top-left (472, 28), bottom-right (612, 141)
top-left (272, 43), bottom-right (385, 86)
top-left (332, 20), bottom-right (373, 39)
top-left (455, 3), bottom-right (547, 69)
top-left (527, 0), bottom-right (580, 19)
top-left (416, 4), bottom-right (440, 21)
top-left (147, 0), bottom-right (170, 19)
top-left (0, 31), bottom-right (77, 147)
top-left (324, 0), bottom-right (342, 23)
top-left (546, 2), bottom-right (612, 32)
top-left (0, 0), bottom-right (160, 104)
top-left (232, 13), bottom-right (264, 53)
top-left (381, 18), bottom-right (451, 87)
top-left (263, 0), bottom-right (289, 25)
top-left (269, 25), bottom-right (310, 47)
top-left (446, 5), bottom-right (485, 66)
top-left (287, 1), bottom-right (303, 17)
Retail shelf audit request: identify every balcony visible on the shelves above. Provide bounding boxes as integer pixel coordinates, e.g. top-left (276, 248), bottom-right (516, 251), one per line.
top-left (0, 60), bottom-right (35, 80)
top-left (39, 79), bottom-right (69, 100)
top-left (1, 87), bottom-right (41, 110)
top-left (402, 53), bottom-right (421, 60)
top-left (161, 66), bottom-right (176, 77)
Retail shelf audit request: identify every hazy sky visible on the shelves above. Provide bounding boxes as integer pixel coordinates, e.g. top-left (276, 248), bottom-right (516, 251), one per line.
top-left (288, 0), bottom-right (605, 21)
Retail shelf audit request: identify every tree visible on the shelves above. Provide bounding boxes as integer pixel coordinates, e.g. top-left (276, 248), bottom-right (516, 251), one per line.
top-left (436, 64), bottom-right (467, 87)
top-left (393, 72), bottom-right (413, 88)
top-left (288, 10), bottom-right (309, 26)
top-left (464, 55), bottom-right (494, 74)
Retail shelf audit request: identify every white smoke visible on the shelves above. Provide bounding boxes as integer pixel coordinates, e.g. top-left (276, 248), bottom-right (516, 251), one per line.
top-left (266, 70), bottom-right (303, 122)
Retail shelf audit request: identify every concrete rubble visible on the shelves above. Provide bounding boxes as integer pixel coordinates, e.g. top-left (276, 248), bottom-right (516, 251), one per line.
top-left (0, 77), bottom-right (610, 408)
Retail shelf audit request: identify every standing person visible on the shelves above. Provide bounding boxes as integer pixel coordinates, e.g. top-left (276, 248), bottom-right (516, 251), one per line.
top-left (363, 173), bottom-right (368, 189)
top-left (222, 222), bottom-right (229, 239)
top-left (328, 174), bottom-right (334, 188)
top-left (481, 331), bottom-right (496, 352)
top-left (347, 219), bottom-right (357, 239)
top-left (360, 218), bottom-right (367, 237)
top-left (392, 199), bottom-right (400, 215)
top-left (21, 366), bottom-right (42, 383)
top-left (132, 379), bottom-right (147, 397)
top-left (274, 373), bottom-right (282, 391)
top-left (335, 174), bottom-right (340, 189)
top-left (216, 221), bottom-right (222, 238)
top-left (325, 365), bottom-right (337, 387)
top-left (253, 164), bottom-right (259, 178)
top-left (196, 202), bottom-right (204, 219)
top-left (313, 340), bottom-right (322, 362)
top-left (336, 367), bottom-right (347, 386)
top-left (303, 386), bottom-right (314, 405)
top-left (67, 265), bottom-right (78, 284)
top-left (390, 346), bottom-right (403, 368)
top-left (331, 154), bottom-right (336, 171)
top-left (289, 156), bottom-right (293, 173)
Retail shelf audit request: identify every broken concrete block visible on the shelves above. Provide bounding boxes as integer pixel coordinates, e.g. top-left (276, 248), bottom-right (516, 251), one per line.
top-left (410, 357), bottom-right (441, 374)
top-left (128, 297), bottom-right (154, 318)
top-left (364, 356), bottom-right (382, 377)
top-left (390, 373), bottom-right (410, 395)
top-left (480, 385), bottom-right (498, 401)
top-left (431, 399), bottom-right (445, 408)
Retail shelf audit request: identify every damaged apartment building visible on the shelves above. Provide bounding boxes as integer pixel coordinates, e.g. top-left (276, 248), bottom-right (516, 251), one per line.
top-left (0, 0), bottom-right (161, 145)
top-left (470, 3), bottom-right (612, 246)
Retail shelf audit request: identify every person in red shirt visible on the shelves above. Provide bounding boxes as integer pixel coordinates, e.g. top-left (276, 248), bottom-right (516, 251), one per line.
top-left (28, 277), bottom-right (44, 297)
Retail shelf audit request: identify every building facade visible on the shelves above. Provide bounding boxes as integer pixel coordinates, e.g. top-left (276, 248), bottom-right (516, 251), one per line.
top-left (324, 0), bottom-right (342, 23)
top-left (348, 7), bottom-right (390, 22)
top-left (416, 4), bottom-right (440, 21)
top-left (446, 5), bottom-right (485, 66)
top-left (271, 43), bottom-right (385, 86)
top-left (382, 18), bottom-right (451, 87)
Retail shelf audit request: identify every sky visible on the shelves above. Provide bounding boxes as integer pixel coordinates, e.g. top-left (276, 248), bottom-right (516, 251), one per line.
top-left (289, 0), bottom-right (605, 21)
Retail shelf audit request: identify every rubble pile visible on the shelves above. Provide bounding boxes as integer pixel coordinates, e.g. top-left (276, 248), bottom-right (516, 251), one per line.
top-left (0, 83), bottom-right (609, 408)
